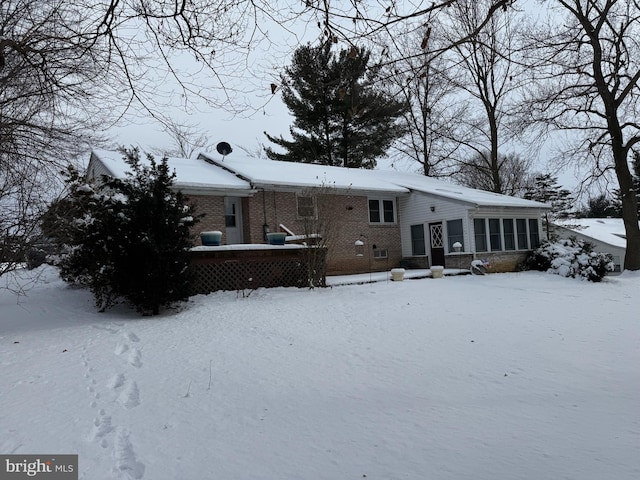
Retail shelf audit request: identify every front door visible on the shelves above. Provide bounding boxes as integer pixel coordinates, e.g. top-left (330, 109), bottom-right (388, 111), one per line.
top-left (429, 222), bottom-right (445, 267)
top-left (224, 197), bottom-right (243, 244)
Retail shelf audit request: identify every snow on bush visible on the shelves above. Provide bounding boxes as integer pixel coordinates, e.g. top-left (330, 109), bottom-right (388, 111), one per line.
top-left (524, 237), bottom-right (614, 282)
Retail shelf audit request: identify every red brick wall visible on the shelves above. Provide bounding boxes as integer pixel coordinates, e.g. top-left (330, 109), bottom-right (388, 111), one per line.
top-left (188, 191), bottom-right (402, 275)
top-left (248, 191), bottom-right (402, 275)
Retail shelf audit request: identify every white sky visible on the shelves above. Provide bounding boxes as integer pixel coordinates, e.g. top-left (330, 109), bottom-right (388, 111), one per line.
top-left (103, 1), bottom-right (585, 193)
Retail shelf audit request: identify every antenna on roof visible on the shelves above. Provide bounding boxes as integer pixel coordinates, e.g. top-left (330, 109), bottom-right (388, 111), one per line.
top-left (216, 141), bottom-right (232, 160)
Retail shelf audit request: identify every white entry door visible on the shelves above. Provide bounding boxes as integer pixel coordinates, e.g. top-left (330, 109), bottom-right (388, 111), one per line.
top-left (224, 197), bottom-right (243, 244)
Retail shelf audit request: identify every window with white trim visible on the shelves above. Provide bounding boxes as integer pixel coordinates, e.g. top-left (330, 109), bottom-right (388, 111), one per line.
top-left (474, 218), bottom-right (488, 252)
top-left (503, 219), bottom-right (516, 250)
top-left (446, 219), bottom-right (464, 252)
top-left (529, 218), bottom-right (541, 249)
top-left (489, 218), bottom-right (502, 251)
top-left (368, 198), bottom-right (396, 224)
top-left (473, 217), bottom-right (542, 252)
top-left (411, 224), bottom-right (426, 256)
top-left (516, 219), bottom-right (528, 249)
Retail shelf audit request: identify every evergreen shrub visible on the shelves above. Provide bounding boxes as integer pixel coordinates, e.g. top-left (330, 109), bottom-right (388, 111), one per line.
top-left (524, 237), bottom-right (614, 282)
top-left (44, 149), bottom-right (200, 314)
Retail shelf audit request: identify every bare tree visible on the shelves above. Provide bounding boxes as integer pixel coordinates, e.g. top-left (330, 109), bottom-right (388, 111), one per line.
top-left (0, 0), bottom-right (303, 287)
top-left (298, 185), bottom-right (341, 288)
top-left (442, 0), bottom-right (525, 193)
top-left (1, 0), bottom-right (298, 157)
top-left (457, 151), bottom-right (534, 196)
top-left (154, 120), bottom-right (213, 158)
top-left (521, 0), bottom-right (640, 270)
top-left (0, 157), bottom-right (59, 288)
top-left (383, 22), bottom-right (465, 177)
top-left (301, 1), bottom-right (516, 63)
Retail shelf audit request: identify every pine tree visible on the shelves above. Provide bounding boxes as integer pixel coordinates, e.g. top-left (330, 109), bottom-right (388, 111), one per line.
top-left (265, 43), bottom-right (407, 169)
top-left (46, 149), bottom-right (200, 315)
top-left (524, 174), bottom-right (574, 219)
top-left (580, 193), bottom-right (621, 218)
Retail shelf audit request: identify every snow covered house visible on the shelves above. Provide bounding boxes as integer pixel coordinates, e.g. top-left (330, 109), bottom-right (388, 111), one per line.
top-left (552, 218), bottom-right (628, 273)
top-left (87, 149), bottom-right (549, 275)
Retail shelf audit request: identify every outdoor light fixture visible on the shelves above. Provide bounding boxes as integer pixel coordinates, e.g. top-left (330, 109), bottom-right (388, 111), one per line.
top-left (430, 206), bottom-right (436, 212)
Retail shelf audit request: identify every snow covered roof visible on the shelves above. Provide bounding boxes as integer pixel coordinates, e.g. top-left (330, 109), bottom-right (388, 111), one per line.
top-left (374, 169), bottom-right (549, 209)
top-left (199, 153), bottom-right (548, 209)
top-left (554, 218), bottom-right (628, 249)
top-left (90, 149), bottom-right (253, 194)
top-left (199, 153), bottom-right (408, 194)
top-left (90, 148), bottom-right (548, 209)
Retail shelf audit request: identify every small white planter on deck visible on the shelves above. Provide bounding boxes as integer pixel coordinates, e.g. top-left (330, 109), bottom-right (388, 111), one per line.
top-left (431, 265), bottom-right (444, 278)
top-left (390, 268), bottom-right (405, 281)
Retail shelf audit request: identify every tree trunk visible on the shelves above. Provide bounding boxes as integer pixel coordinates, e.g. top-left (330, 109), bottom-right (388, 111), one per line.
top-left (612, 145), bottom-right (640, 270)
top-left (588, 23), bottom-right (640, 270)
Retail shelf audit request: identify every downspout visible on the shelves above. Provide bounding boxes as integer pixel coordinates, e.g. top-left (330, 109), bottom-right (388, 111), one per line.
top-left (261, 188), bottom-right (270, 241)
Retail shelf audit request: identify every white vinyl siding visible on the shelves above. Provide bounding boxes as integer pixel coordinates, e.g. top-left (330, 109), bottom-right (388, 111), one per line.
top-left (399, 194), bottom-right (471, 257)
top-left (399, 193), bottom-right (545, 258)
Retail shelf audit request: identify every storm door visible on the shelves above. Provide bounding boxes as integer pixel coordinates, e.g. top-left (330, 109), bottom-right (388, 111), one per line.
top-left (224, 197), bottom-right (244, 244)
top-left (429, 222), bottom-right (445, 266)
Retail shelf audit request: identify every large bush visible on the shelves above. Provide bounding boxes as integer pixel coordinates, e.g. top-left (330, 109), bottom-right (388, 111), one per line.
top-left (524, 237), bottom-right (614, 282)
top-left (44, 149), bottom-right (200, 314)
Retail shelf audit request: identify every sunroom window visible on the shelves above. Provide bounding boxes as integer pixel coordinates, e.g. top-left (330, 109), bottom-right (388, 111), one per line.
top-left (474, 217), bottom-right (542, 252)
top-left (447, 219), bottom-right (464, 251)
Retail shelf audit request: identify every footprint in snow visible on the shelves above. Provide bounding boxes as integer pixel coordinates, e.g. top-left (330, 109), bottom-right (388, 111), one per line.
top-left (118, 381), bottom-right (140, 409)
top-left (107, 373), bottom-right (126, 390)
top-left (91, 325), bottom-right (120, 334)
top-left (89, 415), bottom-right (114, 442)
top-left (127, 348), bottom-right (142, 368)
top-left (113, 428), bottom-right (145, 479)
top-left (125, 332), bottom-right (140, 343)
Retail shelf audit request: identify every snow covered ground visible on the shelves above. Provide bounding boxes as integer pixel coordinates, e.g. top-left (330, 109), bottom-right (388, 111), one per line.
top-left (1, 267), bottom-right (639, 480)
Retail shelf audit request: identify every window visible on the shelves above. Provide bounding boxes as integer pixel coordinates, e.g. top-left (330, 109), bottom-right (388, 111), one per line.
top-left (224, 198), bottom-right (237, 227)
top-left (489, 218), bottom-right (502, 251)
top-left (516, 219), bottom-right (528, 250)
top-left (368, 198), bottom-right (395, 224)
top-left (368, 200), bottom-right (380, 223)
top-left (383, 200), bottom-right (394, 223)
top-left (225, 203), bottom-right (236, 227)
top-left (411, 224), bottom-right (426, 256)
top-left (529, 219), bottom-right (540, 249)
top-left (373, 248), bottom-right (388, 259)
top-left (447, 219), bottom-right (464, 252)
top-left (474, 216), bottom-right (542, 252)
top-left (297, 195), bottom-right (316, 218)
top-left (474, 218), bottom-right (488, 252)
top-left (503, 219), bottom-right (515, 250)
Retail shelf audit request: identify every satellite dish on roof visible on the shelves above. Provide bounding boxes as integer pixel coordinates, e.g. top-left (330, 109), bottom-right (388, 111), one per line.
top-left (216, 142), bottom-right (232, 158)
